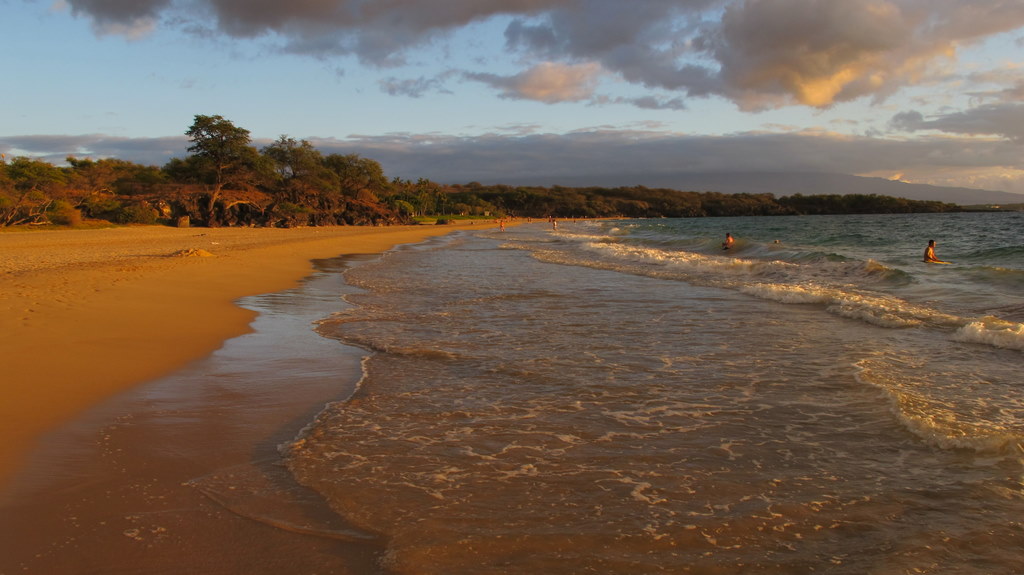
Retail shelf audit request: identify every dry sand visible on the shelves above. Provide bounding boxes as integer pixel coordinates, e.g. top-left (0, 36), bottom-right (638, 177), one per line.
top-left (0, 222), bottom-right (493, 486)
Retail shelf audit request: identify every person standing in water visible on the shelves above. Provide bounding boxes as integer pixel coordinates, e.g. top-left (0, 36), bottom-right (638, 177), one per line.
top-left (722, 233), bottom-right (735, 250)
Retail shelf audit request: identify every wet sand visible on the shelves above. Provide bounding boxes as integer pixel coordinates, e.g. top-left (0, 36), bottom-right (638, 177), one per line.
top-left (0, 222), bottom-right (498, 574)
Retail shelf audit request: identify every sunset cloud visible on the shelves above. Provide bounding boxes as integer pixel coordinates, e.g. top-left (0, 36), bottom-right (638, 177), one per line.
top-left (466, 62), bottom-right (603, 103)
top-left (60, 0), bottom-right (1024, 110)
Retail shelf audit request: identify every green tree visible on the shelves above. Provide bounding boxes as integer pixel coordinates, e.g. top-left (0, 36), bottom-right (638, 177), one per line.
top-left (261, 136), bottom-right (332, 201)
top-left (185, 114), bottom-right (254, 224)
top-left (0, 157), bottom-right (66, 225)
top-left (66, 156), bottom-right (166, 197)
top-left (322, 153), bottom-right (388, 197)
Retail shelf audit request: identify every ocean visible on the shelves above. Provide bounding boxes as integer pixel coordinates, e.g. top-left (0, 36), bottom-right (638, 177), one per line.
top-left (274, 212), bottom-right (1024, 574)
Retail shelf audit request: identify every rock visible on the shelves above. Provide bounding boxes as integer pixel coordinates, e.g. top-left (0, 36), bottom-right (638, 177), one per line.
top-left (171, 248), bottom-right (215, 258)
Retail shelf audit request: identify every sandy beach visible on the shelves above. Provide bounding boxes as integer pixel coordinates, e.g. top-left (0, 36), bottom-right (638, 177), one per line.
top-left (0, 221), bottom-right (503, 573)
top-left (0, 223), bottom-right (492, 485)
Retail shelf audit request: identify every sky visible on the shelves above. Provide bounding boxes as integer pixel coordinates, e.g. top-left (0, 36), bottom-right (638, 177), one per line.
top-left (2, 0), bottom-right (1024, 197)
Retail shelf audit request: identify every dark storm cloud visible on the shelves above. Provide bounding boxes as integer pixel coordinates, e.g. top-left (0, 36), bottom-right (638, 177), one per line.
top-left (62, 0), bottom-right (1024, 109)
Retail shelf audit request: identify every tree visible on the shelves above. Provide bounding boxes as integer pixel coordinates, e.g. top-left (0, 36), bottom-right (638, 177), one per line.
top-left (261, 136), bottom-right (332, 202)
top-left (0, 157), bottom-right (66, 226)
top-left (66, 156), bottom-right (165, 197)
top-left (323, 153), bottom-right (388, 197)
top-left (185, 114), bottom-right (254, 224)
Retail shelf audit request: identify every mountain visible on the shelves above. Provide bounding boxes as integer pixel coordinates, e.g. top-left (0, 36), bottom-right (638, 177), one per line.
top-left (489, 172), bottom-right (1024, 206)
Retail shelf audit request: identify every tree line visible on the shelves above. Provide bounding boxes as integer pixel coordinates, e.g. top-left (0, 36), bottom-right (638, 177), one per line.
top-left (0, 114), bottom-right (960, 228)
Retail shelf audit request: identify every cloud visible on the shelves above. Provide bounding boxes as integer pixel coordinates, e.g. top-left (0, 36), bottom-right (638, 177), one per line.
top-left (705, 0), bottom-right (1024, 110)
top-left (3, 128), bottom-right (1023, 194)
top-left (607, 96), bottom-right (688, 111)
top-left (710, 0), bottom-right (912, 108)
top-left (65, 0), bottom-right (560, 64)
top-left (62, 0), bottom-right (168, 38)
top-left (379, 74), bottom-right (454, 98)
top-left (967, 70), bottom-right (1024, 105)
top-left (891, 104), bottom-right (1024, 141)
top-left (307, 128), bottom-right (1024, 194)
top-left (61, 0), bottom-right (1024, 110)
top-left (0, 134), bottom-right (188, 166)
top-left (465, 62), bottom-right (602, 103)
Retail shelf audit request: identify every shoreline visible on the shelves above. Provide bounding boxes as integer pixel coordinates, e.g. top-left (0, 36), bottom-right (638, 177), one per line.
top-left (0, 254), bottom-right (390, 573)
top-left (0, 222), bottom-right (498, 486)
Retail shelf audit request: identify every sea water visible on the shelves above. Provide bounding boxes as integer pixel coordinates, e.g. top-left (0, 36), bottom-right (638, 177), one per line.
top-left (285, 212), bottom-right (1024, 574)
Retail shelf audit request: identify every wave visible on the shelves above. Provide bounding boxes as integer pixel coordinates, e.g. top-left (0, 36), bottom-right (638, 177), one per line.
top-left (961, 265), bottom-right (1024, 292)
top-left (530, 236), bottom-right (968, 332)
top-left (961, 244), bottom-right (1024, 261)
top-left (953, 317), bottom-right (1024, 351)
top-left (740, 283), bottom-right (959, 328)
top-left (854, 359), bottom-right (1024, 461)
top-left (316, 314), bottom-right (464, 361)
top-left (187, 461), bottom-right (380, 542)
top-left (509, 224), bottom-right (1024, 353)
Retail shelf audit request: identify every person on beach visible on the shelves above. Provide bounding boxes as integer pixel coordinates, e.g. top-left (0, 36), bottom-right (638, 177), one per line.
top-left (923, 239), bottom-right (947, 263)
top-left (722, 233), bottom-right (735, 250)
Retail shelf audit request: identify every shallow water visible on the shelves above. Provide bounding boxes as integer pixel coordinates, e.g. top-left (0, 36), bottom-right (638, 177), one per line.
top-left (283, 213), bottom-right (1024, 574)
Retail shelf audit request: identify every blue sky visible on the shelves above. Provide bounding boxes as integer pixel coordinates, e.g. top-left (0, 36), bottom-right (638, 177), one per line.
top-left (2, 0), bottom-right (1023, 197)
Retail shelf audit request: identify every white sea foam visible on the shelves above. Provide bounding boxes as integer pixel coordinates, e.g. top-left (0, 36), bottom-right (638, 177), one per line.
top-left (894, 408), bottom-right (1024, 456)
top-left (740, 283), bottom-right (941, 328)
top-left (827, 302), bottom-right (921, 328)
top-left (570, 238), bottom-right (965, 332)
top-left (953, 319), bottom-right (1024, 351)
top-left (740, 283), bottom-right (833, 304)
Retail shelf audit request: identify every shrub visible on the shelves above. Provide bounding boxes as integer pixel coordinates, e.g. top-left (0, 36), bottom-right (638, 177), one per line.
top-left (81, 195), bottom-right (123, 220)
top-left (115, 203), bottom-right (158, 224)
top-left (47, 200), bottom-right (83, 226)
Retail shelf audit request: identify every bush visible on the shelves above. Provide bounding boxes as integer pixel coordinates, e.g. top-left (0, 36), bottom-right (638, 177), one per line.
top-left (47, 200), bottom-right (83, 226)
top-left (275, 201), bottom-right (312, 215)
top-left (81, 195), bottom-right (123, 220)
top-left (115, 203), bottom-right (158, 224)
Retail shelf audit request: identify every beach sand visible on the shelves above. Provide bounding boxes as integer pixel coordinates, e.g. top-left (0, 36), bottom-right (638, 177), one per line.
top-left (0, 222), bottom-right (498, 574)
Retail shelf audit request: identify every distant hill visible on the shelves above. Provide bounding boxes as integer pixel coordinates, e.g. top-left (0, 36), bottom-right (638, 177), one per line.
top-left (489, 172), bottom-right (1024, 206)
